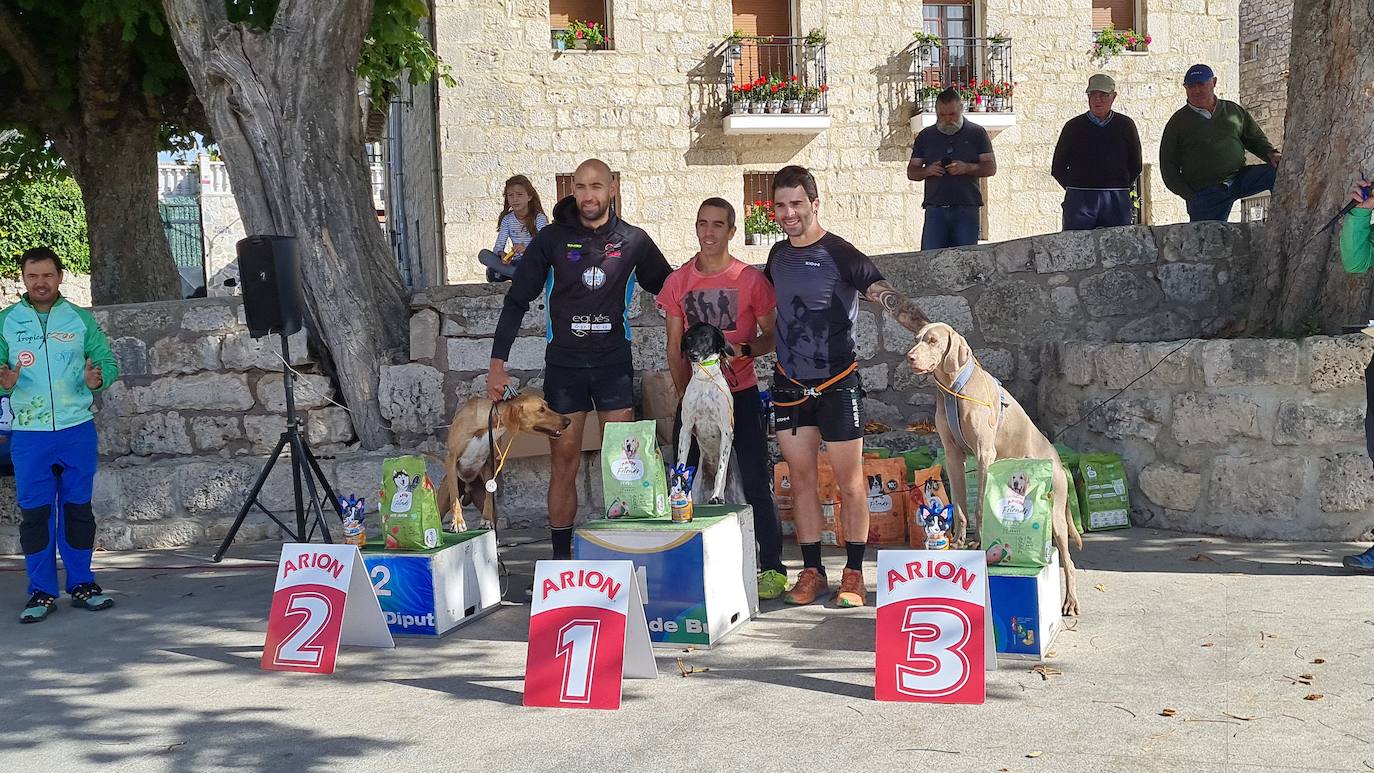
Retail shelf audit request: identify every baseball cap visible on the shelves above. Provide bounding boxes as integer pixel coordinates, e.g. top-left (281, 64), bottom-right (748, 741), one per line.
top-left (1183, 64), bottom-right (1215, 85)
top-left (1086, 74), bottom-right (1116, 94)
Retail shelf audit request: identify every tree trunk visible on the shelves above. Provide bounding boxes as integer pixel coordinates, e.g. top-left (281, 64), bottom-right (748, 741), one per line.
top-left (51, 121), bottom-right (182, 305)
top-left (161, 0), bottom-right (409, 449)
top-left (1246, 0), bottom-right (1374, 334)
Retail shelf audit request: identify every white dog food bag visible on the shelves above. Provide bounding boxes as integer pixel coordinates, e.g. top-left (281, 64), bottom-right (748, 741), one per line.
top-left (601, 420), bottom-right (670, 519)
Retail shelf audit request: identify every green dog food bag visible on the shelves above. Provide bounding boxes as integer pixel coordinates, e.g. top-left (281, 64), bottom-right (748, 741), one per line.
top-left (601, 420), bottom-right (670, 519)
top-left (1077, 453), bottom-right (1131, 531)
top-left (380, 455), bottom-right (443, 550)
top-left (979, 458), bottom-right (1054, 569)
top-left (1053, 443), bottom-right (1086, 535)
top-left (900, 448), bottom-right (937, 483)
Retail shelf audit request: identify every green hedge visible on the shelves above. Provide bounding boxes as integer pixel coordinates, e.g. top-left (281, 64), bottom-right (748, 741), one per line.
top-left (0, 177), bottom-right (92, 277)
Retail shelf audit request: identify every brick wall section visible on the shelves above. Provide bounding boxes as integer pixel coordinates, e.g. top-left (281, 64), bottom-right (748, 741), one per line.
top-left (1041, 334), bottom-right (1373, 541)
top-left (428, 0), bottom-right (1239, 284)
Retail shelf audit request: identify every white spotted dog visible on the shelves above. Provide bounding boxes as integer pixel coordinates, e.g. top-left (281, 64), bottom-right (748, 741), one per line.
top-left (677, 322), bottom-right (735, 504)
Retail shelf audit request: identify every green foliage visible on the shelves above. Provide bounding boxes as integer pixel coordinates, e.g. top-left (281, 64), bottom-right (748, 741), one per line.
top-left (0, 176), bottom-right (91, 278)
top-left (359, 0), bottom-right (456, 103)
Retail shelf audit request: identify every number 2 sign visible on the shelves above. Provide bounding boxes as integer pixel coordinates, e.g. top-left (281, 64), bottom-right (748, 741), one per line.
top-left (524, 560), bottom-right (656, 710)
top-left (875, 550), bottom-right (996, 704)
top-left (261, 543), bottom-right (394, 674)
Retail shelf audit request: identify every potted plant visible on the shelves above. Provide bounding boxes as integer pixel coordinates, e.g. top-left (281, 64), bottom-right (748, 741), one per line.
top-left (782, 75), bottom-right (804, 113)
top-left (804, 28), bottom-right (827, 59)
top-left (725, 30), bottom-right (745, 60)
top-left (800, 84), bottom-right (822, 113)
top-left (558, 19), bottom-right (605, 51)
top-left (990, 81), bottom-right (1013, 112)
top-left (919, 83), bottom-right (941, 113)
top-left (764, 75), bottom-right (785, 113)
top-left (747, 76), bottom-right (766, 112)
top-left (745, 200), bottom-right (782, 245)
top-left (913, 30), bottom-right (943, 51)
top-left (1088, 25), bottom-right (1151, 66)
top-left (989, 30), bottom-right (1010, 60)
top-left (728, 83), bottom-right (754, 115)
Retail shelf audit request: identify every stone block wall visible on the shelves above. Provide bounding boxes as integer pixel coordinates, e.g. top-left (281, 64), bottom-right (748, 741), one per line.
top-left (1239, 0), bottom-right (1291, 148)
top-left (1040, 335), bottom-right (1374, 541)
top-left (0, 297), bottom-right (365, 553)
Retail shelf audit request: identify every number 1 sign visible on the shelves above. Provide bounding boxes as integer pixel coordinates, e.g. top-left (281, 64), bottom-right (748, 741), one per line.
top-left (875, 550), bottom-right (996, 704)
top-left (524, 560), bottom-right (657, 710)
top-left (261, 543), bottom-right (394, 674)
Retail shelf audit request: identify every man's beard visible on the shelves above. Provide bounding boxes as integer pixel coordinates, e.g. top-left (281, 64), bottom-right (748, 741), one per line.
top-left (937, 117), bottom-right (964, 135)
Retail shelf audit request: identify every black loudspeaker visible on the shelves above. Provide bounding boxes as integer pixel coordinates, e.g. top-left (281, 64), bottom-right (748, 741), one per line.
top-left (237, 235), bottom-right (305, 339)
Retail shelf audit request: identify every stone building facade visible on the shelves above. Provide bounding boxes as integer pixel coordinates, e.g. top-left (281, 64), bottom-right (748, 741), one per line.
top-left (396, 0), bottom-right (1242, 284)
top-left (1238, 0), bottom-right (1290, 148)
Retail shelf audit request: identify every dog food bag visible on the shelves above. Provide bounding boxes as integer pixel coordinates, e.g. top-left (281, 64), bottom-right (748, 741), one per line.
top-left (1053, 443), bottom-right (1087, 535)
top-left (601, 420), bottom-right (670, 519)
top-left (862, 447), bottom-right (892, 459)
top-left (380, 456), bottom-right (443, 550)
top-left (864, 457), bottom-right (908, 544)
top-left (907, 464), bottom-right (949, 548)
top-left (979, 458), bottom-right (1054, 569)
top-left (1077, 453), bottom-right (1131, 531)
top-left (774, 462), bottom-right (795, 535)
top-left (900, 448), bottom-right (937, 483)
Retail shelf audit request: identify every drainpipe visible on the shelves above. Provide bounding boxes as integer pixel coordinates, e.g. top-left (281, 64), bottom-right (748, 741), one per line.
top-left (428, 0), bottom-right (448, 286)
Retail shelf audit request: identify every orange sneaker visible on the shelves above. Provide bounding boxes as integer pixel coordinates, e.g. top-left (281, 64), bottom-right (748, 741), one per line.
top-left (836, 568), bottom-right (867, 608)
top-left (783, 568), bottom-right (831, 605)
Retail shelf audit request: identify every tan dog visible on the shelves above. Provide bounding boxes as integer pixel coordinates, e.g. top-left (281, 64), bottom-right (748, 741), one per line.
top-left (435, 391), bottom-right (571, 531)
top-left (907, 322), bottom-right (1082, 616)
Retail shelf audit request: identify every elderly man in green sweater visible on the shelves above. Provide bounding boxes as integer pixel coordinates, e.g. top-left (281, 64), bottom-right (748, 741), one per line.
top-left (1160, 64), bottom-right (1281, 222)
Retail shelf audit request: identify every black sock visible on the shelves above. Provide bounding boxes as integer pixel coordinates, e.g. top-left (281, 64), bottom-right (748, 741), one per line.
top-left (551, 526), bottom-right (573, 559)
top-left (845, 541), bottom-right (867, 572)
top-left (800, 542), bottom-right (824, 575)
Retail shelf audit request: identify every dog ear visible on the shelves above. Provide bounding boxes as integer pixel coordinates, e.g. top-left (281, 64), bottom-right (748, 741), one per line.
top-left (939, 326), bottom-right (972, 375)
top-left (713, 326), bottom-right (729, 357)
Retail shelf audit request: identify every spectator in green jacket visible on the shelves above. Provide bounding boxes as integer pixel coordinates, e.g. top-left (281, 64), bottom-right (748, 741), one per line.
top-left (1160, 64), bottom-right (1281, 222)
top-left (1340, 175), bottom-right (1374, 573)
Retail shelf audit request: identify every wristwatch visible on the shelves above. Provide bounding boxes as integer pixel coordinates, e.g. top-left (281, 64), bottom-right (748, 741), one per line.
top-left (740, 343), bottom-right (753, 358)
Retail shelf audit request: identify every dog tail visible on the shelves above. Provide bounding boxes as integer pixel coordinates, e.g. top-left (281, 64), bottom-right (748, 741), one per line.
top-left (1069, 509), bottom-right (1084, 550)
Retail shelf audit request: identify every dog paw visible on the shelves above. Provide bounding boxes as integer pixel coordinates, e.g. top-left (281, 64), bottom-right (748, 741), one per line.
top-left (1061, 597), bottom-right (1080, 617)
top-left (707, 497), bottom-right (724, 505)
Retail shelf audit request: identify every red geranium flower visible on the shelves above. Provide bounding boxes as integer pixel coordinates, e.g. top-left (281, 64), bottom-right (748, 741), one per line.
top-left (754, 199), bottom-right (763, 207)
top-left (765, 200), bottom-right (772, 206)
top-left (791, 74), bottom-right (799, 81)
top-left (819, 84), bottom-right (828, 92)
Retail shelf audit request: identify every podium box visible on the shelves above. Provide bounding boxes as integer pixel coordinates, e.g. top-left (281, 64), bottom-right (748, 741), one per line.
top-left (574, 505), bottom-right (757, 648)
top-left (988, 548), bottom-right (1063, 661)
top-left (360, 529), bottom-right (501, 637)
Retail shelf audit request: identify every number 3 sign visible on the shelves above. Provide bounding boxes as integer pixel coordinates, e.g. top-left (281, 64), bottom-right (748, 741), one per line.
top-left (524, 560), bottom-right (657, 710)
top-left (875, 550), bottom-right (996, 704)
top-left (261, 543), bottom-right (394, 674)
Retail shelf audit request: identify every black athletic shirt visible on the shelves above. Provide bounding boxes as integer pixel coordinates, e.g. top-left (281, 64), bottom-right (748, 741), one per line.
top-left (492, 196), bottom-right (671, 368)
top-left (911, 122), bottom-right (994, 207)
top-left (764, 232), bottom-right (884, 382)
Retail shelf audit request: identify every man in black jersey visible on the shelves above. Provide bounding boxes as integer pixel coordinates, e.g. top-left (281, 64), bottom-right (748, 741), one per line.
top-left (765, 165), bottom-right (931, 608)
top-left (488, 159), bottom-right (671, 560)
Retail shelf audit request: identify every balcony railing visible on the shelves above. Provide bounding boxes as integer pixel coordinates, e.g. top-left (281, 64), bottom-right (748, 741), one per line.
top-left (913, 37), bottom-right (1015, 114)
top-left (722, 37), bottom-right (829, 117)
top-left (1241, 192), bottom-right (1271, 223)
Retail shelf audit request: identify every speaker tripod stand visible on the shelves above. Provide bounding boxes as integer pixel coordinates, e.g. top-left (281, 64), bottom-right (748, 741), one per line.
top-left (212, 331), bottom-right (343, 562)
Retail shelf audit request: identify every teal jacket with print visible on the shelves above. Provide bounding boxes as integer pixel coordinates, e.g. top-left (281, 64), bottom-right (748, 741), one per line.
top-left (0, 295), bottom-right (118, 431)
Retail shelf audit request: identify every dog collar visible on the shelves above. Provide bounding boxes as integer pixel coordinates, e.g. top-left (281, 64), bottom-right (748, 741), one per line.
top-left (699, 356), bottom-right (720, 367)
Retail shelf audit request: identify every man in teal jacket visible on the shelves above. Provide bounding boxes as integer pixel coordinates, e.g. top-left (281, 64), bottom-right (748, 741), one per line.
top-left (1339, 178), bottom-right (1374, 573)
top-left (2, 248), bottom-right (119, 622)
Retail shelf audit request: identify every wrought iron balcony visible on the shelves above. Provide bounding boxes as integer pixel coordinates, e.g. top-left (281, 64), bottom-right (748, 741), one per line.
top-left (721, 36), bottom-right (832, 134)
top-left (911, 36), bottom-right (1016, 135)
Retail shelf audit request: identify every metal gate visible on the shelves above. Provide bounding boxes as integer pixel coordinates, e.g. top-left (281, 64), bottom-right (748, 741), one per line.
top-left (159, 196), bottom-right (207, 297)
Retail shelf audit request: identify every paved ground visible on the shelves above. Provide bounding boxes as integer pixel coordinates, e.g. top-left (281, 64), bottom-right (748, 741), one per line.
top-left (1, 528), bottom-right (1372, 773)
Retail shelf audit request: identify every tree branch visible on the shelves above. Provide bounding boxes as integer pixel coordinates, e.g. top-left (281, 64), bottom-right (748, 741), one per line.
top-left (159, 0), bottom-right (226, 83)
top-left (0, 4), bottom-right (56, 95)
top-left (278, 0), bottom-right (374, 71)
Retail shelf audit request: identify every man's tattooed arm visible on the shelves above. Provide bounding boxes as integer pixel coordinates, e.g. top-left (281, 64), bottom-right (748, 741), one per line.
top-left (865, 280), bottom-right (930, 333)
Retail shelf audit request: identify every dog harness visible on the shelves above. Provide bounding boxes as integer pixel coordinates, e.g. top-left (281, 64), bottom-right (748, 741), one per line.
top-left (936, 357), bottom-right (1010, 454)
top-left (771, 361), bottom-right (859, 408)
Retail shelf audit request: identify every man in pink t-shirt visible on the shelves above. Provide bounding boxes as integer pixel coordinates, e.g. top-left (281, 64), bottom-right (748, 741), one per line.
top-left (657, 198), bottom-right (787, 600)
